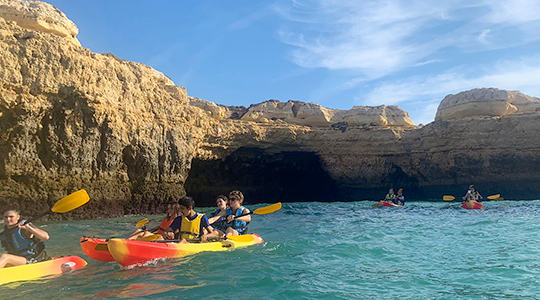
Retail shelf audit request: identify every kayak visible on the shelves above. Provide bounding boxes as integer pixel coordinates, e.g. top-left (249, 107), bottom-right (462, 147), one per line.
top-left (80, 237), bottom-right (115, 262)
top-left (0, 256), bottom-right (87, 285)
top-left (108, 234), bottom-right (264, 267)
top-left (374, 201), bottom-right (402, 207)
top-left (461, 200), bottom-right (485, 210)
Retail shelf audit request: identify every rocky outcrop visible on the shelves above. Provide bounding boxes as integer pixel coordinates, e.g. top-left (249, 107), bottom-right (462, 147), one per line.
top-left (0, 0), bottom-right (80, 46)
top-left (239, 100), bottom-right (415, 127)
top-left (435, 88), bottom-right (540, 121)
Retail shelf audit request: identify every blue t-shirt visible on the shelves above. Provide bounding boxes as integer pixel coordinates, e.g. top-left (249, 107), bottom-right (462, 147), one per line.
top-left (169, 213), bottom-right (210, 236)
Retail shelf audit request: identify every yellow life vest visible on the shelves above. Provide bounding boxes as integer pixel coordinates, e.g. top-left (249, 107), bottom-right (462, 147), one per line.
top-left (179, 214), bottom-right (204, 240)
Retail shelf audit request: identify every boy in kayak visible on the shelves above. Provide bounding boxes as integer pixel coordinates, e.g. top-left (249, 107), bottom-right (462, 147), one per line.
top-left (127, 202), bottom-right (180, 240)
top-left (163, 196), bottom-right (217, 243)
top-left (0, 209), bottom-right (50, 268)
top-left (462, 185), bottom-right (483, 203)
top-left (208, 195), bottom-right (229, 236)
top-left (223, 190), bottom-right (251, 236)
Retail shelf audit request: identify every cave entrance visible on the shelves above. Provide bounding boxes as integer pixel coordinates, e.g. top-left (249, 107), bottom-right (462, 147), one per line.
top-left (185, 147), bottom-right (339, 206)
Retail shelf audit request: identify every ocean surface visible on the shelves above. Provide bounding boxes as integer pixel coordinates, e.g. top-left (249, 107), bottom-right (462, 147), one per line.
top-left (2, 200), bottom-right (540, 299)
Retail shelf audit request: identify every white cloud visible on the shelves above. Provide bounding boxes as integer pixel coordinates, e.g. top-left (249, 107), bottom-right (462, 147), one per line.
top-left (275, 0), bottom-right (540, 78)
top-left (358, 56), bottom-right (540, 124)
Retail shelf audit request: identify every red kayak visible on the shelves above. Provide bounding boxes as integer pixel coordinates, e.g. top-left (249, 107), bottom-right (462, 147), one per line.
top-left (108, 234), bottom-right (264, 267)
top-left (80, 237), bottom-right (114, 262)
top-left (461, 200), bottom-right (485, 210)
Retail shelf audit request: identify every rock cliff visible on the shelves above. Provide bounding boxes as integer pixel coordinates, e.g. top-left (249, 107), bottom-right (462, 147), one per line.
top-left (1, 1), bottom-right (540, 220)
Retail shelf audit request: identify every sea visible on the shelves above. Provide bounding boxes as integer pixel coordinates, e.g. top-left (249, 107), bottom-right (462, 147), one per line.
top-left (2, 200), bottom-right (540, 299)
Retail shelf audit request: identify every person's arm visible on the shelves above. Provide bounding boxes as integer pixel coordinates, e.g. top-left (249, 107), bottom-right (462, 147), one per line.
top-left (162, 217), bottom-right (180, 240)
top-left (199, 216), bottom-right (216, 242)
top-left (20, 223), bottom-right (49, 241)
top-left (208, 210), bottom-right (226, 224)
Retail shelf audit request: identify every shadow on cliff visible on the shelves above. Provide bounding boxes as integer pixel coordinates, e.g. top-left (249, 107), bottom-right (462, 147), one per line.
top-left (185, 147), bottom-right (340, 206)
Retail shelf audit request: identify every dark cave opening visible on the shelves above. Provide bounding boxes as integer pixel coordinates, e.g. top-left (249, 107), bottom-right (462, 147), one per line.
top-left (185, 147), bottom-right (340, 206)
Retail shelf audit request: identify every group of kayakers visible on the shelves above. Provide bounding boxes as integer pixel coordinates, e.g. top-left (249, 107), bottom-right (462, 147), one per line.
top-left (376, 188), bottom-right (406, 207)
top-left (377, 185), bottom-right (483, 207)
top-left (0, 190), bottom-right (251, 269)
top-left (128, 190), bottom-right (251, 243)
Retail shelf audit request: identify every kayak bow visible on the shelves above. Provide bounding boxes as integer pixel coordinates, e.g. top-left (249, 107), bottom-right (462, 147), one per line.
top-left (0, 256), bottom-right (87, 285)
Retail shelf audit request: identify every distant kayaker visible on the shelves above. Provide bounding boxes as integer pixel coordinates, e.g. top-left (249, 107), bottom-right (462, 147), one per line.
top-left (127, 202), bottom-right (180, 240)
top-left (377, 188), bottom-right (396, 207)
top-left (395, 188), bottom-right (405, 206)
top-left (164, 196), bottom-right (217, 243)
top-left (462, 185), bottom-right (483, 202)
top-left (0, 209), bottom-right (50, 268)
top-left (223, 190), bottom-right (251, 236)
top-left (208, 195), bottom-right (229, 236)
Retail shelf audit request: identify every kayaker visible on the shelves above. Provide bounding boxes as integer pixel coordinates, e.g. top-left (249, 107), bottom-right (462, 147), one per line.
top-left (224, 190), bottom-right (251, 236)
top-left (127, 203), bottom-right (180, 240)
top-left (0, 209), bottom-right (50, 268)
top-left (207, 195), bottom-right (229, 236)
top-left (394, 188), bottom-right (405, 206)
top-left (462, 185), bottom-right (483, 203)
top-left (376, 188), bottom-right (396, 207)
top-left (164, 196), bottom-right (217, 243)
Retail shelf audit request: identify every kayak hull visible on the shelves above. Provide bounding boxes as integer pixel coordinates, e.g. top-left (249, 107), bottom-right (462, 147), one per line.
top-left (0, 255), bottom-right (87, 285)
top-left (461, 200), bottom-right (485, 210)
top-left (80, 236), bottom-right (114, 262)
top-left (108, 234), bottom-right (264, 267)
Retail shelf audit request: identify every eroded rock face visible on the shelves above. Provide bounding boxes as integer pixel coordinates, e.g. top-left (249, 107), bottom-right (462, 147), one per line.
top-left (0, 0), bottom-right (80, 45)
top-left (239, 100), bottom-right (414, 127)
top-left (0, 16), bottom-right (221, 218)
top-left (435, 88), bottom-right (540, 121)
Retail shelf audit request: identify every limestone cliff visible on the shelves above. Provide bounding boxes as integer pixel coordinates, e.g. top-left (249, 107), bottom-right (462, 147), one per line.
top-left (2, 1), bottom-right (540, 220)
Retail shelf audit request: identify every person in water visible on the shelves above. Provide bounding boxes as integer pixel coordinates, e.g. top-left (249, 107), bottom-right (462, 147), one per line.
top-left (0, 209), bottom-right (50, 268)
top-left (164, 196), bottom-right (217, 243)
top-left (377, 188), bottom-right (396, 207)
top-left (224, 190), bottom-right (251, 236)
top-left (207, 195), bottom-right (229, 237)
top-left (394, 188), bottom-right (405, 206)
top-left (127, 202), bottom-right (180, 240)
top-left (462, 185), bottom-right (483, 202)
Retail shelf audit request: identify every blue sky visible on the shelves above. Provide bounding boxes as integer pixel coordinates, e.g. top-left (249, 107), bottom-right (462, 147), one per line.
top-left (44, 0), bottom-right (540, 125)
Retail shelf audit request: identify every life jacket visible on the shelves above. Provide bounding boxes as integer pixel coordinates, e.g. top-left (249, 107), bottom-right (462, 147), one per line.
top-left (179, 214), bottom-right (204, 240)
top-left (0, 221), bottom-right (46, 259)
top-left (385, 193), bottom-right (395, 201)
top-left (211, 209), bottom-right (227, 232)
top-left (226, 206), bottom-right (249, 234)
top-left (157, 216), bottom-right (175, 234)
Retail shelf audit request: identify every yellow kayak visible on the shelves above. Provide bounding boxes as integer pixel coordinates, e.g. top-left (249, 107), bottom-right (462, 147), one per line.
top-left (0, 256), bottom-right (87, 285)
top-left (108, 234), bottom-right (264, 267)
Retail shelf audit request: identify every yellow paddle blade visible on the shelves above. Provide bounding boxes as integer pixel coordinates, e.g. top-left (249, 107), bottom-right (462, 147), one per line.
top-left (443, 195), bottom-right (455, 201)
top-left (51, 189), bottom-right (90, 213)
top-left (136, 218), bottom-right (149, 228)
top-left (487, 194), bottom-right (501, 200)
top-left (227, 235), bottom-right (256, 243)
top-left (137, 234), bottom-right (161, 242)
top-left (252, 202), bottom-right (282, 215)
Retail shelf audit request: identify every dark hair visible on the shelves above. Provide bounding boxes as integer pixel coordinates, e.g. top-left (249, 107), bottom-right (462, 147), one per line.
top-left (228, 190), bottom-right (244, 203)
top-left (3, 208), bottom-right (20, 215)
top-left (178, 196), bottom-right (195, 209)
top-left (216, 195), bottom-right (228, 202)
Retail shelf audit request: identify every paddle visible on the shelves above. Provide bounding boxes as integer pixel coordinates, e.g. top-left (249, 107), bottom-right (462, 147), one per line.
top-left (441, 193), bottom-right (499, 209)
top-left (24, 189), bottom-right (90, 223)
top-left (156, 235), bottom-right (255, 243)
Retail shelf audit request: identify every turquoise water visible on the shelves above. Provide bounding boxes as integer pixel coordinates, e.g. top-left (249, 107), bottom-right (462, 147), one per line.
top-left (3, 200), bottom-right (540, 299)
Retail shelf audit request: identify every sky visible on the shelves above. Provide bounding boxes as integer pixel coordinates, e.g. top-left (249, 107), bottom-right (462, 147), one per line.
top-left (43, 0), bottom-right (540, 125)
